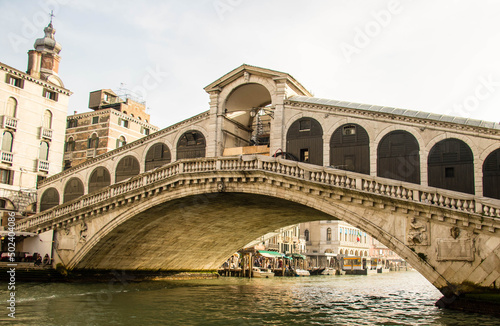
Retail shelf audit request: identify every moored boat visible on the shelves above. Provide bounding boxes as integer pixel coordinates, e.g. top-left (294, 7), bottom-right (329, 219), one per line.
top-left (252, 267), bottom-right (275, 278)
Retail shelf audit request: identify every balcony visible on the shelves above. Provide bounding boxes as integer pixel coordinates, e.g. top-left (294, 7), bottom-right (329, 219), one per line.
top-left (0, 151), bottom-right (13, 163)
top-left (40, 127), bottom-right (53, 140)
top-left (1, 116), bottom-right (18, 130)
top-left (87, 149), bottom-right (97, 158)
top-left (38, 159), bottom-right (49, 172)
top-left (63, 152), bottom-right (73, 160)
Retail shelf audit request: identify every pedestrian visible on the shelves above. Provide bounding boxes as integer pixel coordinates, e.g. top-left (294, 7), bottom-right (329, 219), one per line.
top-left (43, 254), bottom-right (50, 265)
top-left (34, 253), bottom-right (42, 267)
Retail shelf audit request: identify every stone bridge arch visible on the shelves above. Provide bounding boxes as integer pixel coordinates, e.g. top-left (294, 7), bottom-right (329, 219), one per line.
top-left (25, 156), bottom-right (499, 298)
top-left (66, 179), bottom-right (448, 292)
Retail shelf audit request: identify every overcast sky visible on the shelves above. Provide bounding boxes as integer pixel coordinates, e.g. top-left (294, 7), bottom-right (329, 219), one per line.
top-left (1, 0), bottom-right (500, 129)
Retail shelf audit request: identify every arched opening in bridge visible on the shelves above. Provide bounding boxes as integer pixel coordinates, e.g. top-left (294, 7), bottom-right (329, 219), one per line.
top-left (115, 155), bottom-right (140, 182)
top-left (483, 148), bottom-right (500, 199)
top-left (145, 143), bottom-right (171, 172)
top-left (63, 178), bottom-right (84, 203)
top-left (40, 187), bottom-right (59, 212)
top-left (377, 130), bottom-right (420, 184)
top-left (223, 83), bottom-right (272, 149)
top-left (0, 197), bottom-right (15, 210)
top-left (177, 130), bottom-right (206, 159)
top-left (330, 123), bottom-right (369, 173)
top-left (286, 117), bottom-right (323, 165)
top-left (428, 138), bottom-right (474, 194)
top-left (88, 167), bottom-right (111, 194)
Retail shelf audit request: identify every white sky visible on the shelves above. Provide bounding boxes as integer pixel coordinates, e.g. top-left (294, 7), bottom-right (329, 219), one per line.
top-left (1, 0), bottom-right (500, 129)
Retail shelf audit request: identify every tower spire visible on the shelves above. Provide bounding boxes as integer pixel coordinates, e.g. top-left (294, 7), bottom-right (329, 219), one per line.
top-left (26, 15), bottom-right (64, 87)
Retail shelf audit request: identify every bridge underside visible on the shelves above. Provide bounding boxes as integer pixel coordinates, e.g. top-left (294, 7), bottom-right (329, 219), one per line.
top-left (75, 193), bottom-right (332, 270)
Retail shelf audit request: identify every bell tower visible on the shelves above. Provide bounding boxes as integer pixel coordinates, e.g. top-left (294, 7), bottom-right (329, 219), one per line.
top-left (27, 12), bottom-right (64, 87)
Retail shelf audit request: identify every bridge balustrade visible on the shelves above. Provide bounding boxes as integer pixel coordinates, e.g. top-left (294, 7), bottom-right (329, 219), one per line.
top-left (16, 155), bottom-right (500, 232)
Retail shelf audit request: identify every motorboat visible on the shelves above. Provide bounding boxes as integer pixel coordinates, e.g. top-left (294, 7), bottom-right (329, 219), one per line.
top-left (252, 267), bottom-right (275, 278)
top-left (295, 269), bottom-right (310, 276)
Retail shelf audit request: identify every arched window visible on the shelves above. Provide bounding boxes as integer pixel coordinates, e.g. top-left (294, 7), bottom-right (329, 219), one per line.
top-left (115, 155), bottom-right (140, 182)
top-left (326, 227), bottom-right (332, 241)
top-left (43, 110), bottom-right (53, 129)
top-left (145, 143), bottom-right (171, 171)
top-left (330, 123), bottom-right (369, 174)
top-left (116, 136), bottom-right (126, 148)
top-left (286, 118), bottom-right (323, 165)
top-left (65, 137), bottom-right (75, 152)
top-left (304, 229), bottom-right (310, 242)
top-left (483, 148), bottom-right (500, 199)
top-left (177, 130), bottom-right (206, 159)
top-left (88, 167), bottom-right (111, 194)
top-left (39, 142), bottom-right (49, 161)
top-left (377, 130), bottom-right (420, 184)
top-left (2, 131), bottom-right (13, 152)
top-left (40, 188), bottom-right (59, 212)
top-left (88, 133), bottom-right (99, 149)
top-left (63, 178), bottom-right (84, 203)
top-left (428, 138), bottom-right (474, 194)
top-left (6, 97), bottom-right (17, 117)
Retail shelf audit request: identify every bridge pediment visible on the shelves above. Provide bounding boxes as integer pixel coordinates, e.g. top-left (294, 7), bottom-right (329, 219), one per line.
top-left (203, 64), bottom-right (312, 97)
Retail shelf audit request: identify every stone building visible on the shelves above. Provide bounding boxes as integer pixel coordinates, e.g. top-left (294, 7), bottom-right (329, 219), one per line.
top-left (0, 22), bottom-right (71, 224)
top-left (63, 89), bottom-right (159, 169)
top-left (300, 220), bottom-right (371, 267)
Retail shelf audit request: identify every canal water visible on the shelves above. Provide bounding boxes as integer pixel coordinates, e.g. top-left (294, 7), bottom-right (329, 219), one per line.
top-left (1, 271), bottom-right (498, 325)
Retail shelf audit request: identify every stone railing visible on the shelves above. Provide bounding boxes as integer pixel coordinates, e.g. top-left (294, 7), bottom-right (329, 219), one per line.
top-left (1, 115), bottom-right (18, 129)
top-left (0, 151), bottom-right (13, 164)
top-left (17, 155), bottom-right (500, 231)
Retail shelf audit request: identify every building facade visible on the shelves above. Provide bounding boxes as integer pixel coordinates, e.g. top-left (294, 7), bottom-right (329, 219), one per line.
top-left (0, 22), bottom-right (71, 224)
top-left (300, 220), bottom-right (371, 267)
top-left (64, 89), bottom-right (159, 169)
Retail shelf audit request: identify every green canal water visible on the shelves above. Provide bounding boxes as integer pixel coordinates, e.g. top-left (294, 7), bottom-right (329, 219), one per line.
top-left (1, 271), bottom-right (498, 325)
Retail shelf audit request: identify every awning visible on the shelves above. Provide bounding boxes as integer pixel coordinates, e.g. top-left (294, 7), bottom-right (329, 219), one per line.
top-left (0, 231), bottom-right (37, 238)
top-left (257, 250), bottom-right (282, 258)
top-left (288, 253), bottom-right (306, 260)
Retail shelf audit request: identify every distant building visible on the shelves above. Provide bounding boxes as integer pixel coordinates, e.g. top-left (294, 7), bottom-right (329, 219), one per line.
top-left (63, 89), bottom-right (159, 169)
top-left (0, 22), bottom-right (71, 224)
top-left (300, 220), bottom-right (371, 267)
top-left (243, 224), bottom-right (306, 256)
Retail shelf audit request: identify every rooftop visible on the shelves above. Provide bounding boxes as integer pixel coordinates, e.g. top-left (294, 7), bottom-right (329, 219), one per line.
top-left (288, 96), bottom-right (500, 130)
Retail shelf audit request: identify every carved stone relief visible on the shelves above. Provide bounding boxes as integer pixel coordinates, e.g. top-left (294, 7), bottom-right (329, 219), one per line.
top-left (407, 217), bottom-right (429, 246)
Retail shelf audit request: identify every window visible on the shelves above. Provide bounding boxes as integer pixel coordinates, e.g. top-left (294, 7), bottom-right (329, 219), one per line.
top-left (299, 119), bottom-right (311, 131)
top-left (6, 98), bottom-right (17, 117)
top-left (43, 110), bottom-right (53, 129)
top-left (343, 125), bottom-right (356, 135)
top-left (39, 142), bottom-right (49, 161)
top-left (2, 131), bottom-right (13, 152)
top-left (0, 169), bottom-right (13, 185)
top-left (141, 127), bottom-right (150, 135)
top-left (300, 148), bottom-right (309, 162)
top-left (92, 116), bottom-right (99, 124)
top-left (88, 133), bottom-right (99, 149)
top-left (116, 136), bottom-right (126, 148)
top-left (67, 119), bottom-right (78, 128)
top-left (118, 118), bottom-right (129, 128)
top-left (6, 75), bottom-right (23, 88)
top-left (304, 229), bottom-right (309, 242)
top-left (326, 228), bottom-right (332, 241)
top-left (43, 89), bottom-right (58, 101)
top-left (65, 137), bottom-right (75, 152)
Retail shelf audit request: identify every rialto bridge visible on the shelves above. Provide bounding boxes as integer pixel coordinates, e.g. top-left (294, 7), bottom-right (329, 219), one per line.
top-left (16, 65), bottom-right (500, 297)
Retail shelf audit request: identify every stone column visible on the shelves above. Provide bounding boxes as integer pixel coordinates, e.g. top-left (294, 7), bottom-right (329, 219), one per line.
top-left (206, 89), bottom-right (221, 157)
top-left (269, 77), bottom-right (287, 156)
